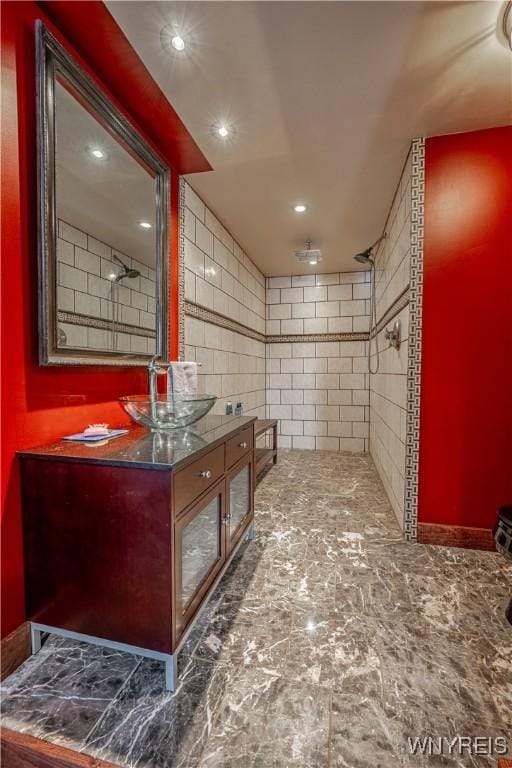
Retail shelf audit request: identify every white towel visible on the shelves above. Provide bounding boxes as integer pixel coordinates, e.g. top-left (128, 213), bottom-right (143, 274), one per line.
top-left (168, 362), bottom-right (198, 398)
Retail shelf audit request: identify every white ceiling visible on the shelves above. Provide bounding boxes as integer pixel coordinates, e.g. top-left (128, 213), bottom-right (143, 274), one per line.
top-left (107, 1), bottom-right (512, 275)
top-left (56, 79), bottom-right (156, 267)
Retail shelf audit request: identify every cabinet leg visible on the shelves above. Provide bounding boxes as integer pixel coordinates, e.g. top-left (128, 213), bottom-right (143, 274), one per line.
top-left (247, 524), bottom-right (254, 542)
top-left (30, 625), bottom-right (42, 655)
top-left (165, 654), bottom-right (177, 692)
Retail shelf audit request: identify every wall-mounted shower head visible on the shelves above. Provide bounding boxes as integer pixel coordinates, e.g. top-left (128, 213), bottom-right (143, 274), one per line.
top-left (353, 234), bottom-right (387, 266)
top-left (354, 248), bottom-right (374, 265)
top-left (352, 233), bottom-right (387, 375)
top-left (112, 253), bottom-right (141, 281)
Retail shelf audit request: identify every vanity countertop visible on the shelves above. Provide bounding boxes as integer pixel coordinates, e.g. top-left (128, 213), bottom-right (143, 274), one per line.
top-left (17, 415), bottom-right (256, 472)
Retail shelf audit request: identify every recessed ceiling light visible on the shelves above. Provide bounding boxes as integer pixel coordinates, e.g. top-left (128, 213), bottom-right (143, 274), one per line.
top-left (308, 259), bottom-right (318, 266)
top-left (293, 204), bottom-right (308, 213)
top-left (90, 148), bottom-right (106, 159)
top-left (218, 125), bottom-right (229, 138)
top-left (139, 221), bottom-right (152, 229)
top-left (171, 35), bottom-right (185, 51)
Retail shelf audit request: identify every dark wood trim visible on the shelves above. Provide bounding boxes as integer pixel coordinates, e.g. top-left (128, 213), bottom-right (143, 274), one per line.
top-left (254, 418), bottom-right (277, 439)
top-left (254, 419), bottom-right (277, 480)
top-left (173, 478), bottom-right (226, 644)
top-left (1, 622), bottom-right (31, 682)
top-left (0, 727), bottom-right (119, 768)
top-left (417, 522), bottom-right (495, 550)
top-left (225, 452), bottom-right (254, 556)
top-left (255, 447), bottom-right (277, 476)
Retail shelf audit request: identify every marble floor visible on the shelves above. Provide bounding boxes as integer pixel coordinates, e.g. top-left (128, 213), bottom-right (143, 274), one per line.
top-left (2, 450), bottom-right (511, 767)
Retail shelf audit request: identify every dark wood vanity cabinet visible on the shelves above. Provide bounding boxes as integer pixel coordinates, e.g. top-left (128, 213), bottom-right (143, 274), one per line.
top-left (18, 416), bottom-right (256, 688)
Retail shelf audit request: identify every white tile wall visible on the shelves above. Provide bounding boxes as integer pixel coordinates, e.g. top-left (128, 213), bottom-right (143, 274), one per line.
top-left (182, 182), bottom-right (266, 421)
top-left (369, 152), bottom-right (412, 527)
top-left (181, 162), bottom-right (413, 473)
top-left (266, 272), bottom-right (370, 336)
top-left (56, 219), bottom-right (156, 354)
top-left (264, 272), bottom-right (370, 452)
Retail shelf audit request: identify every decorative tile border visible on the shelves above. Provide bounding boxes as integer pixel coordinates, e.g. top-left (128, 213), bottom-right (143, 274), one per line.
top-left (57, 310), bottom-right (155, 339)
top-left (185, 301), bottom-right (266, 343)
top-left (404, 138), bottom-right (425, 541)
top-left (267, 331), bottom-right (368, 344)
top-left (184, 301), bottom-right (370, 346)
top-left (178, 178), bottom-right (186, 360)
top-left (371, 287), bottom-right (410, 338)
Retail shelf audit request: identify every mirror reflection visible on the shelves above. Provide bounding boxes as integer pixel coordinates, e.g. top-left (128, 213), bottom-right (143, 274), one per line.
top-left (55, 76), bottom-right (157, 356)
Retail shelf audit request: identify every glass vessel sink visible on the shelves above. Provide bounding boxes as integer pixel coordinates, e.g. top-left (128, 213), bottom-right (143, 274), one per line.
top-left (119, 394), bottom-right (217, 431)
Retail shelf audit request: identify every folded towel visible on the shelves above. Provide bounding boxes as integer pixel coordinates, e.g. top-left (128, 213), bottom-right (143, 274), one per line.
top-left (168, 361), bottom-right (198, 398)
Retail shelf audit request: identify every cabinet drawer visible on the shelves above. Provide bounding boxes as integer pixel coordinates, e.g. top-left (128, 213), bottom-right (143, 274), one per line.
top-left (174, 445), bottom-right (224, 515)
top-left (225, 426), bottom-right (253, 469)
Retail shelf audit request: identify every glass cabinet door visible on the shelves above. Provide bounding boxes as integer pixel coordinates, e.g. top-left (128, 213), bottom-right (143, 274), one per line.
top-left (226, 457), bottom-right (253, 553)
top-left (175, 481), bottom-right (225, 639)
top-left (181, 495), bottom-right (220, 607)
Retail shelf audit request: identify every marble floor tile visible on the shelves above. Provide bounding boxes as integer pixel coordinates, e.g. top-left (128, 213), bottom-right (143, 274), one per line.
top-left (0, 638), bottom-right (138, 749)
top-left (404, 574), bottom-right (511, 637)
top-left (193, 614), bottom-right (290, 675)
top-left (288, 559), bottom-right (337, 611)
top-left (84, 657), bottom-right (230, 768)
top-left (2, 449), bottom-right (511, 768)
top-left (335, 568), bottom-right (413, 618)
top-left (429, 545), bottom-right (512, 584)
top-left (207, 591), bottom-right (292, 633)
top-left (284, 614), bottom-right (384, 695)
top-left (329, 692), bottom-right (403, 768)
top-left (365, 541), bottom-right (437, 575)
top-left (471, 634), bottom-right (512, 728)
top-left (197, 669), bottom-right (331, 768)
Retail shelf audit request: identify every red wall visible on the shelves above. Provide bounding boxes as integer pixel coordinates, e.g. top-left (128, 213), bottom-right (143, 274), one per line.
top-left (1, 1), bottom-right (207, 637)
top-left (419, 126), bottom-right (512, 531)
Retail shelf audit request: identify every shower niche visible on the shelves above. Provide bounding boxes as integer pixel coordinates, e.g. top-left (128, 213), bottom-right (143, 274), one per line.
top-left (36, 22), bottom-right (170, 366)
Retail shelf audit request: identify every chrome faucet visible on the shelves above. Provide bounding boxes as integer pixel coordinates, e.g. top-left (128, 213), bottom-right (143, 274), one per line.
top-left (148, 356), bottom-right (172, 400)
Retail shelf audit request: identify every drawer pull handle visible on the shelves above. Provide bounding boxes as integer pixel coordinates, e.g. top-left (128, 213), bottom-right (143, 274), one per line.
top-left (239, 441), bottom-right (247, 449)
top-left (196, 470), bottom-right (211, 479)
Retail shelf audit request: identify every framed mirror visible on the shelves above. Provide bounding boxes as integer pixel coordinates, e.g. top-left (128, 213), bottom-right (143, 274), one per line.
top-left (36, 22), bottom-right (170, 366)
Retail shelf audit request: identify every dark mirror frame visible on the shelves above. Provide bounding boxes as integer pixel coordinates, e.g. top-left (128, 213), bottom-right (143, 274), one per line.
top-left (36, 21), bottom-right (170, 366)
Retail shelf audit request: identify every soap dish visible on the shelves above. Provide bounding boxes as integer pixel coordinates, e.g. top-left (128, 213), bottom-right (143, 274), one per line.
top-left (62, 429), bottom-right (129, 443)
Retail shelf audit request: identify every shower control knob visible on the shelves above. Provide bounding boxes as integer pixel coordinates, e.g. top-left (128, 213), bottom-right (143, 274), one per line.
top-left (384, 320), bottom-right (401, 350)
top-left (197, 470), bottom-right (211, 479)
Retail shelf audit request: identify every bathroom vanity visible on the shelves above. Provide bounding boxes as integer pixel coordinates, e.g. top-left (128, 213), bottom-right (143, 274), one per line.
top-left (18, 415), bottom-right (255, 690)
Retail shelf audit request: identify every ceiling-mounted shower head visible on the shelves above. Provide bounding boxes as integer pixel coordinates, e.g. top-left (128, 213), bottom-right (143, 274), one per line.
top-left (295, 240), bottom-right (322, 265)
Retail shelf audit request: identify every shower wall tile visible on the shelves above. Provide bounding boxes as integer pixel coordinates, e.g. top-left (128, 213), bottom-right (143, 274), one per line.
top-left (369, 151), bottom-right (412, 529)
top-left (182, 181), bottom-right (266, 422)
top-left (265, 273), bottom-right (370, 337)
top-left (56, 218), bottom-right (156, 355)
top-left (264, 271), bottom-right (370, 451)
